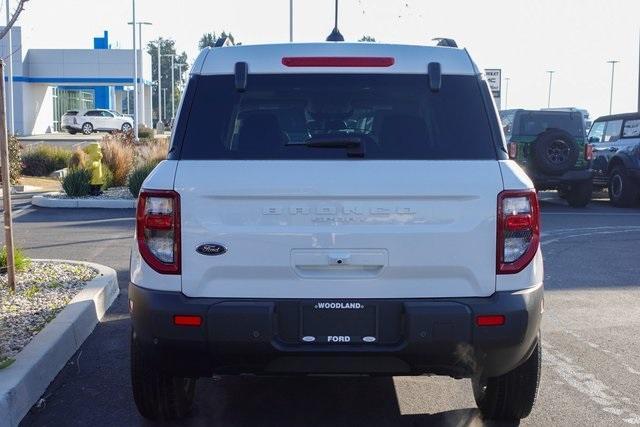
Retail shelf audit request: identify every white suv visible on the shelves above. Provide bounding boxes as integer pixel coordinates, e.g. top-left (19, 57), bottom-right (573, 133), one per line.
top-left (129, 42), bottom-right (544, 422)
top-left (62, 109), bottom-right (134, 135)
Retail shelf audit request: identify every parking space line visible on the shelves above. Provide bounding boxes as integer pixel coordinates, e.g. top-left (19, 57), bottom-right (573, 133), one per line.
top-left (542, 339), bottom-right (640, 424)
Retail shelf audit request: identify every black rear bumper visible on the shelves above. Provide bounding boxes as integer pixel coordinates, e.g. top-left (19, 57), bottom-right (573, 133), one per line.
top-left (530, 168), bottom-right (593, 190)
top-left (129, 283), bottom-right (543, 379)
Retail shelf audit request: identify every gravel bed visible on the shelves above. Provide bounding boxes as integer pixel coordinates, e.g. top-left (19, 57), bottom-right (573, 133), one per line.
top-left (49, 186), bottom-right (134, 200)
top-left (0, 261), bottom-right (98, 363)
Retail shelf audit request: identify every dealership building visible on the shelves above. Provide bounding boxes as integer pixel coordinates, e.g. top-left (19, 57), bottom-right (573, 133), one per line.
top-left (1, 27), bottom-right (152, 135)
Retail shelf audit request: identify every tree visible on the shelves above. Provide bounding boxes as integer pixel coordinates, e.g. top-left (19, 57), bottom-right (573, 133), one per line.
top-left (358, 35), bottom-right (376, 42)
top-left (198, 31), bottom-right (236, 50)
top-left (146, 38), bottom-right (188, 122)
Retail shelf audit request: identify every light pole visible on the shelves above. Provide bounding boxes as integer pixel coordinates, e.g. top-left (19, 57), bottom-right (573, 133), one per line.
top-left (504, 77), bottom-right (510, 110)
top-left (5, 0), bottom-right (13, 135)
top-left (175, 62), bottom-right (187, 93)
top-left (607, 60), bottom-right (619, 115)
top-left (128, 21), bottom-right (152, 126)
top-left (162, 88), bottom-right (168, 121)
top-left (162, 54), bottom-right (176, 120)
top-left (546, 70), bottom-right (555, 108)
top-left (155, 39), bottom-right (162, 126)
top-left (130, 0), bottom-right (139, 141)
top-left (289, 0), bottom-right (293, 42)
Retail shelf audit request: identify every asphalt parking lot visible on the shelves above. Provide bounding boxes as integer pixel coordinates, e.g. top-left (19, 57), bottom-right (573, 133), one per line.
top-left (6, 192), bottom-right (640, 426)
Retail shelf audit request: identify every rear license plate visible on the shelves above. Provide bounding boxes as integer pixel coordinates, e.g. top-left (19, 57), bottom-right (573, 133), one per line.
top-left (300, 302), bottom-right (377, 344)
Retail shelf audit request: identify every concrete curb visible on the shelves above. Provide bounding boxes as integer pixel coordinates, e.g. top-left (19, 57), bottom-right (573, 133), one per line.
top-left (0, 260), bottom-right (119, 427)
top-left (32, 192), bottom-right (135, 209)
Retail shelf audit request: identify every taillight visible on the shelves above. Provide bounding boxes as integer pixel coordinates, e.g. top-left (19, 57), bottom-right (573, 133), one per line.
top-left (136, 190), bottom-right (181, 274)
top-left (584, 143), bottom-right (593, 161)
top-left (507, 142), bottom-right (517, 159)
top-left (497, 190), bottom-right (540, 274)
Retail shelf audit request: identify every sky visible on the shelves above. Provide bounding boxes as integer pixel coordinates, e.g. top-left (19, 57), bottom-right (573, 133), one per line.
top-left (14, 0), bottom-right (640, 119)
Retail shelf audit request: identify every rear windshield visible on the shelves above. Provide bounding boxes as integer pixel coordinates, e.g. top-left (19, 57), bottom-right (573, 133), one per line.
top-left (176, 74), bottom-right (497, 160)
top-left (513, 112), bottom-right (584, 138)
top-left (64, 111), bottom-right (78, 116)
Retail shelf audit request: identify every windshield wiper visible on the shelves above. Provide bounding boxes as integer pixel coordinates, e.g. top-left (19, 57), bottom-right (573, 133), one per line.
top-left (304, 136), bottom-right (365, 158)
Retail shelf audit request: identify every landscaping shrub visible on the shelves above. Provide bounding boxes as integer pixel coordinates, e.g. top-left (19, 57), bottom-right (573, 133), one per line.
top-left (128, 161), bottom-right (160, 197)
top-left (137, 139), bottom-right (169, 165)
top-left (62, 168), bottom-right (91, 197)
top-left (21, 144), bottom-right (72, 176)
top-left (101, 137), bottom-right (134, 186)
top-left (0, 246), bottom-right (31, 272)
top-left (113, 129), bottom-right (135, 146)
top-left (101, 166), bottom-right (114, 190)
top-left (69, 148), bottom-right (87, 169)
top-left (138, 125), bottom-right (155, 140)
top-left (0, 136), bottom-right (22, 184)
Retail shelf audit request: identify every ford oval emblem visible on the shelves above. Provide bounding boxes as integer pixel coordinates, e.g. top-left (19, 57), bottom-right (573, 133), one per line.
top-left (196, 243), bottom-right (227, 256)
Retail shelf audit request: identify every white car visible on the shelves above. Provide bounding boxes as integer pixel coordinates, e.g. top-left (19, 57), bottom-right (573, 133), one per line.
top-left (129, 41), bottom-right (543, 422)
top-left (62, 109), bottom-right (134, 135)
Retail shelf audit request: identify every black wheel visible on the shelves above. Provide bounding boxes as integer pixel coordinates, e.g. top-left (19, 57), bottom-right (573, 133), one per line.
top-left (131, 330), bottom-right (197, 420)
top-left (532, 129), bottom-right (580, 175)
top-left (472, 339), bottom-right (541, 421)
top-left (68, 129), bottom-right (78, 135)
top-left (121, 123), bottom-right (133, 133)
top-left (565, 180), bottom-right (593, 208)
top-left (81, 122), bottom-right (93, 135)
top-left (608, 166), bottom-right (639, 207)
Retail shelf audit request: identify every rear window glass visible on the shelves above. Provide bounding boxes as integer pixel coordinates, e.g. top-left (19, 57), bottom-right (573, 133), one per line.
top-left (64, 111), bottom-right (78, 116)
top-left (177, 74), bottom-right (497, 160)
top-left (513, 112), bottom-right (584, 138)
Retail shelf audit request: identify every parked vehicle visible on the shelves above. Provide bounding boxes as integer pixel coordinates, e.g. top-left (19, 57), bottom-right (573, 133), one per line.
top-left (500, 109), bottom-right (593, 207)
top-left (62, 109), bottom-right (134, 135)
top-left (129, 42), bottom-right (543, 422)
top-left (589, 113), bottom-right (640, 206)
top-left (542, 107), bottom-right (592, 134)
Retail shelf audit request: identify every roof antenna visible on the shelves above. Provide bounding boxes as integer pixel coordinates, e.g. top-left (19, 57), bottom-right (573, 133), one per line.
top-left (326, 0), bottom-right (344, 42)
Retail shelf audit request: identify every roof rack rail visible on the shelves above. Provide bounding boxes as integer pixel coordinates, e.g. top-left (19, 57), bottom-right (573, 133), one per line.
top-left (432, 38), bottom-right (458, 48)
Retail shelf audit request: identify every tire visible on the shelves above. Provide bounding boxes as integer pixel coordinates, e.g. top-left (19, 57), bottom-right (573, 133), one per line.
top-left (532, 129), bottom-right (580, 175)
top-left (68, 129), bottom-right (78, 135)
top-left (472, 339), bottom-right (541, 421)
top-left (131, 330), bottom-right (197, 420)
top-left (81, 122), bottom-right (93, 135)
top-left (565, 180), bottom-right (593, 208)
top-left (121, 123), bottom-right (133, 133)
top-left (608, 166), bottom-right (639, 207)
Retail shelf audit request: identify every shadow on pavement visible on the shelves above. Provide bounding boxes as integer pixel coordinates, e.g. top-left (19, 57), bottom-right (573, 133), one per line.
top-left (150, 375), bottom-right (517, 427)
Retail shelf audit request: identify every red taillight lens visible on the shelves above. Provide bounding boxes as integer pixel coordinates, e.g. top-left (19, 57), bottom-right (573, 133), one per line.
top-left (136, 190), bottom-right (181, 274)
top-left (173, 315), bottom-right (202, 327)
top-left (507, 142), bottom-right (518, 159)
top-left (282, 56), bottom-right (395, 67)
top-left (476, 315), bottom-right (506, 327)
top-left (584, 143), bottom-right (593, 161)
top-left (497, 190), bottom-right (540, 274)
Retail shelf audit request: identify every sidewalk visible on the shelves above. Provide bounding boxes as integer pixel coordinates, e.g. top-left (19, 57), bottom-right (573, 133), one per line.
top-left (17, 134), bottom-right (102, 149)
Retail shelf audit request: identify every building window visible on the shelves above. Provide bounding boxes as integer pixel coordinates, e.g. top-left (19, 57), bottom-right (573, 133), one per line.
top-left (53, 88), bottom-right (96, 131)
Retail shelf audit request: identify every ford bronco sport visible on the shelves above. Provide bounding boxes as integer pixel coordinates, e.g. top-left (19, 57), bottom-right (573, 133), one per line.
top-left (500, 109), bottom-right (593, 207)
top-left (130, 42), bottom-right (543, 422)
